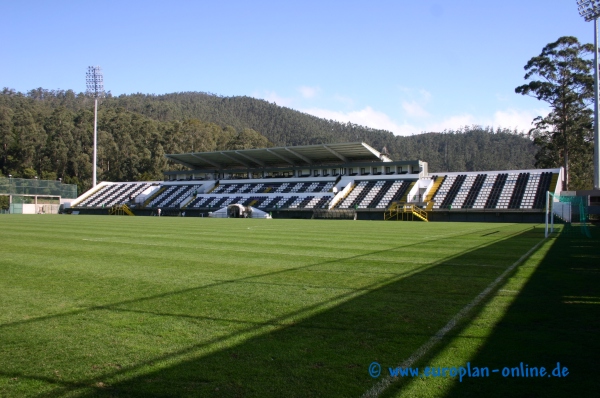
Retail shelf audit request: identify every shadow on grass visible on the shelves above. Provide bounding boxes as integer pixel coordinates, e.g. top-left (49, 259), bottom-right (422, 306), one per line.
top-left (14, 226), bottom-right (545, 397)
top-left (383, 226), bottom-right (600, 398)
top-left (447, 226), bottom-right (600, 397)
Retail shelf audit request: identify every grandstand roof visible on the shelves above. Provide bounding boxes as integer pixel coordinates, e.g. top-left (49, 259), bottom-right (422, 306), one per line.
top-left (165, 142), bottom-right (392, 170)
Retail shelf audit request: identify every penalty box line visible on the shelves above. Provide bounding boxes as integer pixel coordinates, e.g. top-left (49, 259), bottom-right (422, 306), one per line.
top-left (361, 236), bottom-right (548, 398)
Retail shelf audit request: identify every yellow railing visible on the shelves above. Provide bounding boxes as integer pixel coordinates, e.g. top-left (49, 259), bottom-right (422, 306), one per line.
top-left (423, 176), bottom-right (445, 202)
top-left (397, 181), bottom-right (416, 204)
top-left (108, 204), bottom-right (135, 216)
top-left (410, 204), bottom-right (428, 221)
top-left (385, 203), bottom-right (428, 222)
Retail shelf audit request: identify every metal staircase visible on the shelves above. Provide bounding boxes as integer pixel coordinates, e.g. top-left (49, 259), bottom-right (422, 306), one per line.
top-left (423, 176), bottom-right (445, 211)
top-left (109, 204), bottom-right (135, 216)
top-left (385, 203), bottom-right (428, 221)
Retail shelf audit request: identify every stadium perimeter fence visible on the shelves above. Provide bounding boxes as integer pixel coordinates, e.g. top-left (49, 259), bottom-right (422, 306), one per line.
top-left (0, 178), bottom-right (77, 214)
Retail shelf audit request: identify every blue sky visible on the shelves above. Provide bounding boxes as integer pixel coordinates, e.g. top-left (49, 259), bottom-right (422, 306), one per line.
top-left (0, 1), bottom-right (593, 135)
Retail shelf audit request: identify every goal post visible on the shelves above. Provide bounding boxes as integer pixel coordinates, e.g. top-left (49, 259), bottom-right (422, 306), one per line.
top-left (545, 191), bottom-right (555, 237)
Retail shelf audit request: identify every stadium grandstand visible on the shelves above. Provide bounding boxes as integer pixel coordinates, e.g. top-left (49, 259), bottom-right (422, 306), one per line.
top-left (66, 142), bottom-right (563, 222)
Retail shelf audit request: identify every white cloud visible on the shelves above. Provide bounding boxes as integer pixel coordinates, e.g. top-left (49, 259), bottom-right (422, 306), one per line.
top-left (301, 105), bottom-right (550, 137)
top-left (492, 108), bottom-right (548, 132)
top-left (402, 100), bottom-right (430, 118)
top-left (397, 87), bottom-right (432, 119)
top-left (298, 86), bottom-right (320, 99)
top-left (424, 108), bottom-right (549, 133)
top-left (418, 89), bottom-right (432, 101)
top-left (425, 114), bottom-right (478, 132)
top-left (252, 90), bottom-right (294, 107)
top-left (301, 106), bottom-right (421, 136)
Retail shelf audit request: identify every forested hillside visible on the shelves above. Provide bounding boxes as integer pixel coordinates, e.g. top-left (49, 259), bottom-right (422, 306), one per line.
top-left (106, 91), bottom-right (536, 172)
top-left (0, 88), bottom-right (537, 194)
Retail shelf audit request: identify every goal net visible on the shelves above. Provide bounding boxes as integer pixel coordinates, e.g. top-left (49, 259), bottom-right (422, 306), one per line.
top-left (546, 192), bottom-right (591, 238)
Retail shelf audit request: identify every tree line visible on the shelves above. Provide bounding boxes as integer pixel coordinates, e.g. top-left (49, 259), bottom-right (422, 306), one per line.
top-left (0, 89), bottom-right (271, 195)
top-left (102, 91), bottom-right (537, 171)
top-left (1, 87), bottom-right (538, 196)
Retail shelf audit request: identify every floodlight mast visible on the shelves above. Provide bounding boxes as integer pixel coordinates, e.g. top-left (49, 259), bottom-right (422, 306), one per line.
top-left (577, 0), bottom-right (600, 189)
top-left (86, 66), bottom-right (104, 187)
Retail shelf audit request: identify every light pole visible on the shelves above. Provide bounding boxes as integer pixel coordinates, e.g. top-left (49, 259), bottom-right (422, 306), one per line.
top-left (577, 0), bottom-right (600, 189)
top-left (86, 66), bottom-right (104, 187)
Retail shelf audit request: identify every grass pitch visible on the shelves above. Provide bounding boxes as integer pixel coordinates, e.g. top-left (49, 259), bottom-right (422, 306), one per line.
top-left (0, 216), bottom-right (598, 397)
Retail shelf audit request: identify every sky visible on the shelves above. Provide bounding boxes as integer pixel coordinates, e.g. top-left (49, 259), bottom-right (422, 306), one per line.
top-left (0, 1), bottom-right (594, 136)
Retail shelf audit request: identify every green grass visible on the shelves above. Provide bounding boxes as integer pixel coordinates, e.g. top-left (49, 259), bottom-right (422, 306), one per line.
top-left (0, 216), bottom-right (597, 397)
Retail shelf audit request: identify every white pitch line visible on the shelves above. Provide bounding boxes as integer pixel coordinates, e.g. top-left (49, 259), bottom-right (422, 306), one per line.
top-left (82, 238), bottom-right (162, 246)
top-left (361, 237), bottom-right (547, 398)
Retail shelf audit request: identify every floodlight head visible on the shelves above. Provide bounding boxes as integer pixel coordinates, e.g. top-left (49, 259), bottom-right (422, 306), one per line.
top-left (86, 66), bottom-right (105, 98)
top-left (578, 0), bottom-right (600, 21)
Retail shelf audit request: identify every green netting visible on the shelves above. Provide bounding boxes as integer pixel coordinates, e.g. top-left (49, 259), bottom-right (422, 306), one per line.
top-left (0, 178), bottom-right (77, 198)
top-left (550, 193), bottom-right (592, 238)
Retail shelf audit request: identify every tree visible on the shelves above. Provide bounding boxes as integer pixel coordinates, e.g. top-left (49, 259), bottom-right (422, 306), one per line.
top-left (227, 128), bottom-right (272, 150)
top-left (0, 106), bottom-right (14, 171)
top-left (0, 195), bottom-right (9, 211)
top-left (515, 36), bottom-right (595, 190)
top-left (42, 107), bottom-right (74, 179)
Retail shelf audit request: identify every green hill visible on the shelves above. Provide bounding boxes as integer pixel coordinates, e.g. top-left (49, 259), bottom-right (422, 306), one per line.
top-left (105, 92), bottom-right (536, 173)
top-left (0, 88), bottom-right (536, 194)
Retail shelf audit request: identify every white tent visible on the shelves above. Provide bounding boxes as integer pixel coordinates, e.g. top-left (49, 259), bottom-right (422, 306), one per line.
top-left (209, 204), bottom-right (271, 218)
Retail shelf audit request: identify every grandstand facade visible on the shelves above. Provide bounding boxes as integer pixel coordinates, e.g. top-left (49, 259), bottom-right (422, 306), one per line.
top-left (67, 142), bottom-right (563, 222)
